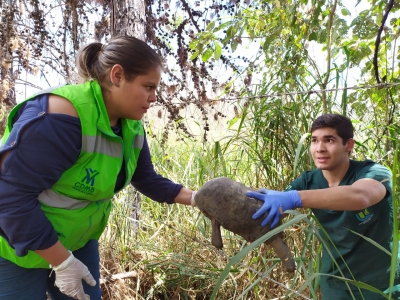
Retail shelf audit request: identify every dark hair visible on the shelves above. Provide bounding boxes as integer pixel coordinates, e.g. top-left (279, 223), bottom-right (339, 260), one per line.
top-left (76, 36), bottom-right (162, 86)
top-left (311, 114), bottom-right (354, 145)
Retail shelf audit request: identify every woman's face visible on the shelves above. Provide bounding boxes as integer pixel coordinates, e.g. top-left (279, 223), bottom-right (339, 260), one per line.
top-left (106, 65), bottom-right (161, 124)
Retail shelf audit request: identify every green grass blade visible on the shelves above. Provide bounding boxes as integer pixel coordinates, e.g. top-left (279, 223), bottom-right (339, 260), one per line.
top-left (293, 132), bottom-right (311, 175)
top-left (210, 213), bottom-right (308, 299)
top-left (388, 144), bottom-right (399, 299)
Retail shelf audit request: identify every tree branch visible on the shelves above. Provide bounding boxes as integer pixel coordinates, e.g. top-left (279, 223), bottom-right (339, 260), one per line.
top-left (321, 0), bottom-right (338, 114)
top-left (373, 0), bottom-right (394, 84)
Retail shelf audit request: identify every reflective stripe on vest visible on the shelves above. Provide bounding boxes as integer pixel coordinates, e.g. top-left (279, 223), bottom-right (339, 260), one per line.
top-left (83, 135), bottom-right (122, 157)
top-left (38, 189), bottom-right (110, 209)
top-left (133, 135), bottom-right (144, 149)
top-left (82, 134), bottom-right (143, 157)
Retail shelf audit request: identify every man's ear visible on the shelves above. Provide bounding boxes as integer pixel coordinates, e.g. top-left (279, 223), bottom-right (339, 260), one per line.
top-left (109, 64), bottom-right (124, 87)
top-left (346, 138), bottom-right (355, 153)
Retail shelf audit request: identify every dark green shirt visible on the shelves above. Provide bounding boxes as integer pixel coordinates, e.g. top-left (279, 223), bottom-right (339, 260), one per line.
top-left (286, 160), bottom-right (395, 289)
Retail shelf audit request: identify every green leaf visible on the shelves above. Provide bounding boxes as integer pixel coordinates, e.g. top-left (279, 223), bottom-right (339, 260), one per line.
top-left (388, 146), bottom-right (399, 300)
top-left (206, 21), bottom-right (215, 31)
top-left (350, 16), bottom-right (361, 27)
top-left (308, 31), bottom-right (318, 41)
top-left (190, 51), bottom-right (199, 60)
top-left (231, 40), bottom-right (238, 52)
top-left (293, 133), bottom-right (310, 175)
top-left (227, 117), bottom-right (239, 129)
top-left (318, 30), bottom-right (327, 43)
top-left (215, 20), bottom-right (234, 32)
top-left (341, 82), bottom-right (348, 115)
top-left (189, 40), bottom-right (198, 50)
top-left (214, 42), bottom-right (222, 60)
top-left (226, 26), bottom-right (234, 39)
top-left (262, 35), bottom-right (275, 53)
top-left (341, 8), bottom-right (350, 16)
top-left (255, 19), bottom-right (266, 33)
top-left (201, 48), bottom-right (213, 62)
top-left (347, 229), bottom-right (392, 256)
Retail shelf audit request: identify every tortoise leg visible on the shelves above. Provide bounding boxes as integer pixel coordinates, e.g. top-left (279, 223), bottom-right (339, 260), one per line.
top-left (268, 238), bottom-right (296, 272)
top-left (211, 217), bottom-right (223, 249)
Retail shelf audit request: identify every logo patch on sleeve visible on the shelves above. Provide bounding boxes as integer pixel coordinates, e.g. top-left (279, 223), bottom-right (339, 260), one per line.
top-left (355, 208), bottom-right (373, 225)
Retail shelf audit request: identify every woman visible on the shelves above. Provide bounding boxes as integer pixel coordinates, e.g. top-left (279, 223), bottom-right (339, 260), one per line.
top-left (0, 36), bottom-right (196, 300)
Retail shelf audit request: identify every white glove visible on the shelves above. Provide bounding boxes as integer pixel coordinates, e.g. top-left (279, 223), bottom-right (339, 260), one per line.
top-left (191, 191), bottom-right (197, 207)
top-left (52, 252), bottom-right (96, 300)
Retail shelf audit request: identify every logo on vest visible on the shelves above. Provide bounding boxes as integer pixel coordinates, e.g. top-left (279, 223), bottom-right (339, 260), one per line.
top-left (73, 168), bottom-right (100, 195)
top-left (355, 208), bottom-right (373, 225)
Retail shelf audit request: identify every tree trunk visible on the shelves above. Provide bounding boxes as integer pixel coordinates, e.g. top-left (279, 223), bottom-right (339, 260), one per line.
top-left (0, 0), bottom-right (17, 108)
top-left (110, 0), bottom-right (146, 40)
top-left (110, 0), bottom-right (146, 232)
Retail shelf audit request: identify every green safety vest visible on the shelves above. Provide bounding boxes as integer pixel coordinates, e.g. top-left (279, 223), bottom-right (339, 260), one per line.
top-left (0, 80), bottom-right (144, 268)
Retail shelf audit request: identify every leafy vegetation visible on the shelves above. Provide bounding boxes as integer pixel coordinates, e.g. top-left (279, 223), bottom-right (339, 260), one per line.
top-left (1, 0), bottom-right (399, 298)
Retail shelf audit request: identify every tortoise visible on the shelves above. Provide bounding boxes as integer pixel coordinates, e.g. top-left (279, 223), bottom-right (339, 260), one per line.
top-left (194, 177), bottom-right (296, 272)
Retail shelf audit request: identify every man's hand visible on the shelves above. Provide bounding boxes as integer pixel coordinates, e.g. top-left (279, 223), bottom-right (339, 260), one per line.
top-left (246, 188), bottom-right (302, 228)
top-left (53, 252), bottom-right (96, 300)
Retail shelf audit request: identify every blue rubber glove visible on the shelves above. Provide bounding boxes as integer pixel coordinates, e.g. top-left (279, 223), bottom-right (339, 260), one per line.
top-left (246, 188), bottom-right (302, 228)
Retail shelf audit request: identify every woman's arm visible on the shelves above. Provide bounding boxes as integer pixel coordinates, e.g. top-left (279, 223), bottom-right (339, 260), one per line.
top-left (130, 135), bottom-right (187, 204)
top-left (172, 187), bottom-right (193, 206)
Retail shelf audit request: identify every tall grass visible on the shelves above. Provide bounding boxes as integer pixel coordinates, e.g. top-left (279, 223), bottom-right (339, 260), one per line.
top-left (98, 92), bottom-right (399, 299)
top-left (99, 131), bottom-right (324, 299)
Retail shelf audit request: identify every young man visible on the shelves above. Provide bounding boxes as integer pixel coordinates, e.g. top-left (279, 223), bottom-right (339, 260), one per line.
top-left (246, 114), bottom-right (399, 299)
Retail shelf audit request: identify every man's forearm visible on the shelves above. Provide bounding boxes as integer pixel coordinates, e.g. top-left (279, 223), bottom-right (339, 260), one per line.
top-left (299, 179), bottom-right (386, 210)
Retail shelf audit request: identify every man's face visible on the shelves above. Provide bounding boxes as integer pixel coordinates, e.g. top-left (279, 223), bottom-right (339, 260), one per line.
top-left (310, 127), bottom-right (353, 171)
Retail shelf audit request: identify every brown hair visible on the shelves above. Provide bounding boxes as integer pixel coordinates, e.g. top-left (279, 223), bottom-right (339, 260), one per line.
top-left (76, 36), bottom-right (162, 87)
top-left (311, 114), bottom-right (354, 145)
